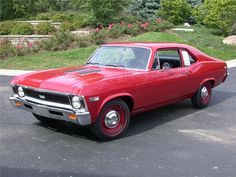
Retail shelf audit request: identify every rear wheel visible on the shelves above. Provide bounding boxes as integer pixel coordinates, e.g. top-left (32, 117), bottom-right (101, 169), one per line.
top-left (191, 82), bottom-right (212, 108)
top-left (90, 99), bottom-right (130, 140)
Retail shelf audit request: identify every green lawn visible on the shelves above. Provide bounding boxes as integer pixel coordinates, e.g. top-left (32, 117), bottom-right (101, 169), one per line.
top-left (1, 27), bottom-right (235, 70)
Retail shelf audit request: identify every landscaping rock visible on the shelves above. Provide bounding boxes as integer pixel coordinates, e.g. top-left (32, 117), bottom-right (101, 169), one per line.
top-left (184, 23), bottom-right (191, 27)
top-left (223, 35), bottom-right (236, 45)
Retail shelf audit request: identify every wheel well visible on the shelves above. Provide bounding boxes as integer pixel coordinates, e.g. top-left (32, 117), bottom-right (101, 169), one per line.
top-left (209, 80), bottom-right (215, 87)
top-left (118, 96), bottom-right (134, 111)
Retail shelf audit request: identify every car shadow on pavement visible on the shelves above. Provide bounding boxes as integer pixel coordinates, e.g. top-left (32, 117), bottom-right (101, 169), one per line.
top-left (35, 90), bottom-right (236, 142)
top-left (0, 166), bottom-right (124, 177)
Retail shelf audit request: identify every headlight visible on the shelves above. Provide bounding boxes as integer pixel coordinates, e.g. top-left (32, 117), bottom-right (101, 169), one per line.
top-left (18, 86), bottom-right (25, 97)
top-left (72, 96), bottom-right (82, 109)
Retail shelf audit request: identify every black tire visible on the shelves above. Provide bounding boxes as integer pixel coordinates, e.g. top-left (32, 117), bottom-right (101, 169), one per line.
top-left (32, 113), bottom-right (55, 124)
top-left (90, 99), bottom-right (130, 140)
top-left (191, 82), bottom-right (212, 108)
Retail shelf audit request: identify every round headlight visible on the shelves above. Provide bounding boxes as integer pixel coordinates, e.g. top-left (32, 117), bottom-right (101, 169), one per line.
top-left (72, 96), bottom-right (81, 109)
top-left (18, 86), bottom-right (25, 97)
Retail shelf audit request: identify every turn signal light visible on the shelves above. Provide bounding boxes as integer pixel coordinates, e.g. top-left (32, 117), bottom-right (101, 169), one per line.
top-left (68, 113), bottom-right (77, 120)
top-left (15, 101), bottom-right (23, 107)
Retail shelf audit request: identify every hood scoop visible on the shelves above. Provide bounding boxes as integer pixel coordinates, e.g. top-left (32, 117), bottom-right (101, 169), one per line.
top-left (66, 68), bottom-right (101, 75)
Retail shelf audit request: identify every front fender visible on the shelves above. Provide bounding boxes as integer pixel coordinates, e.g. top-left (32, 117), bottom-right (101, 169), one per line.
top-left (92, 92), bottom-right (134, 122)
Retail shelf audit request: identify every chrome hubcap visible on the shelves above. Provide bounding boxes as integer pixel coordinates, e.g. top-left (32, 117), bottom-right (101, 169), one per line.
top-left (104, 110), bottom-right (120, 128)
top-left (201, 86), bottom-right (208, 99)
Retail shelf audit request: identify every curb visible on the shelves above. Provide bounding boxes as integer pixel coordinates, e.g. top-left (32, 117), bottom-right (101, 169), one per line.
top-left (1, 59), bottom-right (236, 76)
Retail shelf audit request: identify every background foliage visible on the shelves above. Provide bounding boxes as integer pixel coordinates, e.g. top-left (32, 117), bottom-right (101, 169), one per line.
top-left (128, 0), bottom-right (160, 20)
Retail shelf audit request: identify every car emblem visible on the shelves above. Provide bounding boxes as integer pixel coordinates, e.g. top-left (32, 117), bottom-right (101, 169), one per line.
top-left (39, 95), bottom-right (46, 99)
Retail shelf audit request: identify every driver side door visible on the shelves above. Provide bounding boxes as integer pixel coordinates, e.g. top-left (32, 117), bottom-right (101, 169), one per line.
top-left (148, 48), bottom-right (192, 106)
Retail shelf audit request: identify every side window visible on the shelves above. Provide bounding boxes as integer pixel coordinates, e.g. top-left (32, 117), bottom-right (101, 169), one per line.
top-left (157, 49), bottom-right (182, 69)
top-left (181, 50), bottom-right (196, 66)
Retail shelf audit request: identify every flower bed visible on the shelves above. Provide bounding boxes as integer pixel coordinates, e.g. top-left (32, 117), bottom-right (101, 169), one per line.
top-left (0, 19), bottom-right (173, 59)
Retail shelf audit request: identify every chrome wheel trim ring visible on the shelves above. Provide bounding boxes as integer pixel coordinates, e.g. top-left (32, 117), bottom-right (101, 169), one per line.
top-left (201, 86), bottom-right (209, 100)
top-left (104, 110), bottom-right (120, 128)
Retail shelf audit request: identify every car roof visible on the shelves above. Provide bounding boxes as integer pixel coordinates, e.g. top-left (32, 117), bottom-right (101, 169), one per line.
top-left (102, 42), bottom-right (192, 50)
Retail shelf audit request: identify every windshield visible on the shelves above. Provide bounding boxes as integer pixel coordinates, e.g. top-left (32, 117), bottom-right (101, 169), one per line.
top-left (86, 46), bottom-right (151, 70)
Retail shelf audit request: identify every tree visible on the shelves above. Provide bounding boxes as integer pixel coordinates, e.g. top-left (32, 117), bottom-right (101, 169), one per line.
top-left (0, 0), bottom-right (72, 21)
top-left (128, 0), bottom-right (160, 20)
top-left (195, 0), bottom-right (236, 35)
top-left (157, 0), bottom-right (192, 25)
top-left (71, 0), bottom-right (131, 26)
top-left (187, 0), bottom-right (203, 6)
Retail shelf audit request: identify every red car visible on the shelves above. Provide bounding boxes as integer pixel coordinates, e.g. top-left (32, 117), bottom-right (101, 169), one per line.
top-left (9, 42), bottom-right (228, 140)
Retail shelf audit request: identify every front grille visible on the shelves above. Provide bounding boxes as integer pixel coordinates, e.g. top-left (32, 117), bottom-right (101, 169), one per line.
top-left (23, 87), bottom-right (70, 105)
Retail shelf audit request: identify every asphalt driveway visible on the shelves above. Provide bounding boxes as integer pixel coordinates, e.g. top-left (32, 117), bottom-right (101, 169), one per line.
top-left (1, 67), bottom-right (236, 177)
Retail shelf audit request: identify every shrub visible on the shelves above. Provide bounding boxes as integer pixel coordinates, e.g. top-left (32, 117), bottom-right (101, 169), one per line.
top-left (196, 0), bottom-right (236, 35)
top-left (0, 21), bottom-right (17, 35)
top-left (128, 0), bottom-right (160, 20)
top-left (107, 24), bottom-right (126, 38)
top-left (90, 28), bottom-right (108, 45)
top-left (75, 36), bottom-right (90, 48)
top-left (39, 31), bottom-right (75, 50)
top-left (157, 0), bottom-right (192, 25)
top-left (35, 22), bottom-right (56, 35)
top-left (157, 20), bottom-right (174, 31)
top-left (11, 22), bottom-right (34, 35)
top-left (112, 15), bottom-right (140, 24)
top-left (60, 21), bottom-right (76, 31)
top-left (35, 12), bottom-right (52, 20)
top-left (50, 13), bottom-right (72, 22)
top-left (125, 23), bottom-right (142, 36)
top-left (145, 19), bottom-right (174, 32)
top-left (0, 39), bottom-right (16, 59)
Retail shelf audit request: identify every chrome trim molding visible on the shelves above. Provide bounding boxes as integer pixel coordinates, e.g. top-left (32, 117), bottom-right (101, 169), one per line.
top-left (12, 84), bottom-right (71, 96)
top-left (9, 95), bottom-right (91, 126)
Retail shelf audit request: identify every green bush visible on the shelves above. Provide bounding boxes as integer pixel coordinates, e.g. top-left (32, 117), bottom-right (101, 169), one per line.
top-left (75, 36), bottom-right (90, 48)
top-left (156, 20), bottom-right (174, 31)
top-left (107, 24), bottom-right (126, 38)
top-left (196, 0), bottom-right (236, 35)
top-left (0, 21), bottom-right (17, 35)
top-left (112, 15), bottom-right (140, 24)
top-left (157, 0), bottom-right (192, 25)
top-left (90, 28), bottom-right (108, 45)
top-left (50, 13), bottom-right (72, 22)
top-left (39, 31), bottom-right (75, 50)
top-left (0, 39), bottom-right (16, 59)
top-left (35, 12), bottom-right (52, 20)
top-left (11, 23), bottom-right (34, 35)
top-left (72, 21), bottom-right (83, 30)
top-left (60, 21), bottom-right (75, 31)
top-left (35, 22), bottom-right (56, 35)
top-left (125, 23), bottom-right (142, 36)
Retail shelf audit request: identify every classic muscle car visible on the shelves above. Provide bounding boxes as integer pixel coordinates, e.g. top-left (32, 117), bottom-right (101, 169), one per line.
top-left (9, 42), bottom-right (228, 140)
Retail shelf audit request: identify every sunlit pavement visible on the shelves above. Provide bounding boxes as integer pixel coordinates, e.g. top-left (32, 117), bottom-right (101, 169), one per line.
top-left (0, 67), bottom-right (236, 177)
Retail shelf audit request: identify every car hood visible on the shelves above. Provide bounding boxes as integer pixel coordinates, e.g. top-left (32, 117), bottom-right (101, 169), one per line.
top-left (12, 65), bottom-right (132, 94)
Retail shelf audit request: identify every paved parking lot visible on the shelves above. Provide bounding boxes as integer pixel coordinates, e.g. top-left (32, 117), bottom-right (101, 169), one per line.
top-left (1, 67), bottom-right (236, 177)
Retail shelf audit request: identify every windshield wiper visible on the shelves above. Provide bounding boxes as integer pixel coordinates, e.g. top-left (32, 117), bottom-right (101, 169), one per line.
top-left (105, 64), bottom-right (125, 68)
top-left (86, 62), bottom-right (100, 65)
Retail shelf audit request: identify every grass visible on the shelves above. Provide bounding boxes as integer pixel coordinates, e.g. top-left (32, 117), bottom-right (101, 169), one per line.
top-left (174, 26), bottom-right (236, 60)
top-left (1, 26), bottom-right (236, 70)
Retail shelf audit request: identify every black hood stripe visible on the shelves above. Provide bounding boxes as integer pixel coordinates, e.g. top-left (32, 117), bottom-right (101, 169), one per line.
top-left (78, 69), bottom-right (101, 75)
top-left (65, 68), bottom-right (86, 73)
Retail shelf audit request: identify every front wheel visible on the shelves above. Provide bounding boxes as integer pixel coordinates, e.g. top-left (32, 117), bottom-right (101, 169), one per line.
top-left (90, 99), bottom-right (130, 140)
top-left (191, 82), bottom-right (212, 108)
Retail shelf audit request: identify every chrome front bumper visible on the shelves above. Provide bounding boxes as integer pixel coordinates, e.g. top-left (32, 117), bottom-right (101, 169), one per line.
top-left (9, 95), bottom-right (91, 126)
